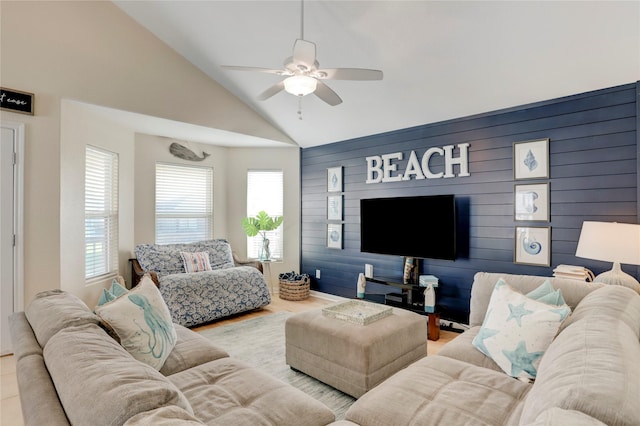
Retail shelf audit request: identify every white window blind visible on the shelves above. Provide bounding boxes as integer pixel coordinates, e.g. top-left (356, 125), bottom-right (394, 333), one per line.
top-left (247, 170), bottom-right (283, 260)
top-left (85, 146), bottom-right (119, 280)
top-left (156, 162), bottom-right (213, 244)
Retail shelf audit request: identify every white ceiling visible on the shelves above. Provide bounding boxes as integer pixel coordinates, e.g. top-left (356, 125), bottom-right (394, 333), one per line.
top-left (114, 1), bottom-right (639, 148)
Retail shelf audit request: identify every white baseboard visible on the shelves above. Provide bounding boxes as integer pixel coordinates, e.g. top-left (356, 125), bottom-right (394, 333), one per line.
top-left (309, 290), bottom-right (347, 302)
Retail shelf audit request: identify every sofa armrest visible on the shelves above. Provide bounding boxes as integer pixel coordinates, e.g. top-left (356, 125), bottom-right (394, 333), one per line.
top-left (129, 258), bottom-right (159, 287)
top-left (232, 252), bottom-right (263, 273)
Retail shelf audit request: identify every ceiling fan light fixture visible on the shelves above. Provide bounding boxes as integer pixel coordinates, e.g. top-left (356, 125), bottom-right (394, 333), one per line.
top-left (283, 75), bottom-right (317, 97)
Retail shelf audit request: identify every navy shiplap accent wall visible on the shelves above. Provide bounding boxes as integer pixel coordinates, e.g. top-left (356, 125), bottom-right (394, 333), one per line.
top-left (300, 82), bottom-right (639, 323)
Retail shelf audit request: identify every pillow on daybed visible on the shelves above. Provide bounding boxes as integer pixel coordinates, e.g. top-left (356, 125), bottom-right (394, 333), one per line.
top-left (95, 275), bottom-right (177, 370)
top-left (181, 251), bottom-right (213, 273)
top-left (472, 278), bottom-right (571, 380)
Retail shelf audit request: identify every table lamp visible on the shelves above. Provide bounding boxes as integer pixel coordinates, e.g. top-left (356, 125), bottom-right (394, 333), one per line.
top-left (575, 221), bottom-right (640, 291)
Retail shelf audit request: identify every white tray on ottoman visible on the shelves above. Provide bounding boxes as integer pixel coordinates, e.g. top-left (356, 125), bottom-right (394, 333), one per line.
top-left (322, 300), bottom-right (392, 325)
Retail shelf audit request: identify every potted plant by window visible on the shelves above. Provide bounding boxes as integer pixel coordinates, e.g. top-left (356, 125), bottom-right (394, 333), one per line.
top-left (241, 211), bottom-right (283, 261)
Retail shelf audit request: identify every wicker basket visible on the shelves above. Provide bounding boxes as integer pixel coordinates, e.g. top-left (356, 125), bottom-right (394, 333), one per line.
top-left (279, 276), bottom-right (310, 301)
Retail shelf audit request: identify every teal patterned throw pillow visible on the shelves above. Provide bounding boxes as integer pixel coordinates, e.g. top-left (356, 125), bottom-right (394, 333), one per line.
top-left (95, 275), bottom-right (177, 370)
top-left (472, 278), bottom-right (571, 380)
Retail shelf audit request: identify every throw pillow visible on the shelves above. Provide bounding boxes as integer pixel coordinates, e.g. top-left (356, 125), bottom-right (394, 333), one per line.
top-left (526, 279), bottom-right (567, 306)
top-left (95, 275), bottom-right (177, 370)
top-left (472, 278), bottom-right (571, 380)
top-left (97, 278), bottom-right (129, 306)
top-left (181, 251), bottom-right (212, 273)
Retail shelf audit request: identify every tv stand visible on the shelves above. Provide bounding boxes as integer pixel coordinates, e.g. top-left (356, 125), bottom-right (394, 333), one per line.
top-left (364, 276), bottom-right (440, 341)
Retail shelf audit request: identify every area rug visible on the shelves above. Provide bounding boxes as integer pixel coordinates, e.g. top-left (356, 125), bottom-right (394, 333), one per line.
top-left (198, 312), bottom-right (355, 420)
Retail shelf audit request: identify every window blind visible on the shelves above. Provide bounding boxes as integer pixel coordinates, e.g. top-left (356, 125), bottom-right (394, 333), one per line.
top-left (247, 170), bottom-right (283, 260)
top-left (85, 146), bottom-right (119, 280)
top-left (156, 162), bottom-right (213, 244)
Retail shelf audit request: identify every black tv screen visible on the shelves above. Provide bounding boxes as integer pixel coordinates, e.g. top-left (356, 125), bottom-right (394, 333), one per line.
top-left (360, 194), bottom-right (456, 260)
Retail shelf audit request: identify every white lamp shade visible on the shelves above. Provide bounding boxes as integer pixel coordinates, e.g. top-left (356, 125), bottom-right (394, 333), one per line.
top-left (283, 75), bottom-right (317, 97)
top-left (575, 221), bottom-right (640, 265)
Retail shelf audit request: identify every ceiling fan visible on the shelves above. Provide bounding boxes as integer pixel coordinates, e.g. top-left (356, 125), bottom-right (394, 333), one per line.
top-left (221, 0), bottom-right (383, 106)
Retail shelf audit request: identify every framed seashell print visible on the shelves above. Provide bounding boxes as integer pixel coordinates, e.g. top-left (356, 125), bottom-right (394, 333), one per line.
top-left (514, 226), bottom-right (550, 266)
top-left (514, 183), bottom-right (549, 221)
top-left (513, 138), bottom-right (549, 180)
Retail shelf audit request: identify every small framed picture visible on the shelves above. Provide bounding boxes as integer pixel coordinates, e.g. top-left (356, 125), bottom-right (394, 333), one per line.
top-left (327, 223), bottom-right (343, 249)
top-left (327, 166), bottom-right (343, 192)
top-left (513, 138), bottom-right (549, 180)
top-left (327, 195), bottom-right (343, 221)
top-left (514, 183), bottom-right (549, 221)
top-left (514, 226), bottom-right (551, 266)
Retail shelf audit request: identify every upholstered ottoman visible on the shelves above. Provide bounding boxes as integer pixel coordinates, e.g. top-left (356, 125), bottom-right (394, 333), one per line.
top-left (285, 303), bottom-right (427, 398)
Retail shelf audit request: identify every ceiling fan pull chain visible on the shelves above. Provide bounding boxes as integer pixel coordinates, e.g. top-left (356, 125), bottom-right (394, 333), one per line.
top-left (300, 0), bottom-right (305, 40)
top-left (298, 97), bottom-right (303, 120)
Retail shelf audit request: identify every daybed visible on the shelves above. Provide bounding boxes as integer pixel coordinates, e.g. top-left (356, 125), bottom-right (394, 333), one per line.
top-left (132, 239), bottom-right (270, 327)
top-left (332, 272), bottom-right (640, 426)
top-left (9, 283), bottom-right (335, 426)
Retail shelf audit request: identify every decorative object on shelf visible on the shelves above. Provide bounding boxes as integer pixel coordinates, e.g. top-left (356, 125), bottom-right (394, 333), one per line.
top-left (327, 223), bottom-right (343, 249)
top-left (513, 138), bottom-right (549, 180)
top-left (420, 275), bottom-right (439, 313)
top-left (327, 166), bottom-right (343, 192)
top-left (327, 195), bottom-right (343, 220)
top-left (403, 257), bottom-right (419, 284)
top-left (357, 273), bottom-right (366, 298)
top-left (515, 183), bottom-right (549, 222)
top-left (514, 226), bottom-right (551, 266)
top-left (575, 221), bottom-right (640, 292)
top-left (278, 271), bottom-right (310, 301)
top-left (241, 211), bottom-right (284, 261)
top-left (169, 142), bottom-right (210, 162)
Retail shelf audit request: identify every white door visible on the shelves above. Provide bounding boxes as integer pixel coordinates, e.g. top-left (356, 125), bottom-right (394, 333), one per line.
top-left (0, 124), bottom-right (19, 356)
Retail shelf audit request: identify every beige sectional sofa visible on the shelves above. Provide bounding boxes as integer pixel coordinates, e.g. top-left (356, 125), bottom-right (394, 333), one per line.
top-left (9, 289), bottom-right (335, 426)
top-left (333, 272), bottom-right (640, 426)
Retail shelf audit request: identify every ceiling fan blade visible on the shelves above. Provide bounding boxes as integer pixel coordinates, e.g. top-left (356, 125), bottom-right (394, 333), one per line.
top-left (292, 39), bottom-right (316, 70)
top-left (317, 68), bottom-right (383, 81)
top-left (257, 81), bottom-right (285, 101)
top-left (221, 65), bottom-right (287, 75)
top-left (314, 81), bottom-right (342, 106)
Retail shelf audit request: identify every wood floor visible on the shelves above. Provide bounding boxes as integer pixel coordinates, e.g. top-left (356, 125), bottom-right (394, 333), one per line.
top-left (0, 293), bottom-right (458, 426)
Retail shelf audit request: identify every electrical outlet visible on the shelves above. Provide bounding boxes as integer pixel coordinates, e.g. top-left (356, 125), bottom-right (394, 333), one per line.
top-left (315, 269), bottom-right (321, 279)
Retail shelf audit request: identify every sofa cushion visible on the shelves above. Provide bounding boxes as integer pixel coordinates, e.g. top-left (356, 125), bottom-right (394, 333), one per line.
top-left (25, 289), bottom-right (99, 348)
top-left (95, 276), bottom-right (177, 370)
top-left (436, 326), bottom-right (503, 373)
top-left (345, 355), bottom-right (530, 426)
top-left (469, 272), bottom-right (603, 327)
top-left (527, 408), bottom-right (607, 426)
top-left (169, 357), bottom-right (335, 426)
top-left (560, 285), bottom-right (640, 337)
top-left (135, 239), bottom-right (235, 276)
top-left (520, 315), bottom-right (640, 425)
top-left (160, 324), bottom-right (230, 376)
top-left (181, 251), bottom-right (212, 273)
top-left (124, 406), bottom-right (205, 425)
top-left (472, 279), bottom-right (570, 380)
top-left (44, 323), bottom-right (193, 426)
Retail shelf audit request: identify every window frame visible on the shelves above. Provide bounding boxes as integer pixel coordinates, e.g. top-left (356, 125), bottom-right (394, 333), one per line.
top-left (246, 169), bottom-right (284, 260)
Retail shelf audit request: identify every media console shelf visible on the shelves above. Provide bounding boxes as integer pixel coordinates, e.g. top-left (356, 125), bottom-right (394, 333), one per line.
top-left (364, 276), bottom-right (440, 341)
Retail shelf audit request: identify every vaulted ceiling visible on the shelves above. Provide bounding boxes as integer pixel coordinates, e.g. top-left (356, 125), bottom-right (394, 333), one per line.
top-left (114, 1), bottom-right (639, 148)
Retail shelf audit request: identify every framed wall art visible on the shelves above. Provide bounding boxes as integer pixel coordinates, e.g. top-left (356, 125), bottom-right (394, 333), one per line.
top-left (327, 195), bottom-right (343, 221)
top-left (514, 183), bottom-right (549, 222)
top-left (327, 223), bottom-right (343, 249)
top-left (514, 226), bottom-right (550, 266)
top-left (327, 166), bottom-right (343, 192)
top-left (513, 138), bottom-right (549, 180)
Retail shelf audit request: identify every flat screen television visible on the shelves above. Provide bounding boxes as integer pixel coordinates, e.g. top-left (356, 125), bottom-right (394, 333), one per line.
top-left (360, 194), bottom-right (456, 260)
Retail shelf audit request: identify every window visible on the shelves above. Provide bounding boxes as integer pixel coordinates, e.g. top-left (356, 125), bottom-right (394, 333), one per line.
top-left (156, 162), bottom-right (213, 244)
top-left (85, 146), bottom-right (119, 280)
top-left (247, 170), bottom-right (283, 260)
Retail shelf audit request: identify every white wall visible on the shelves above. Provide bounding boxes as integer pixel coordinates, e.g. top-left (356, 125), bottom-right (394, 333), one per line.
top-left (0, 1), bottom-right (294, 306)
top-left (60, 101), bottom-right (134, 303)
top-left (227, 148), bottom-right (301, 285)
